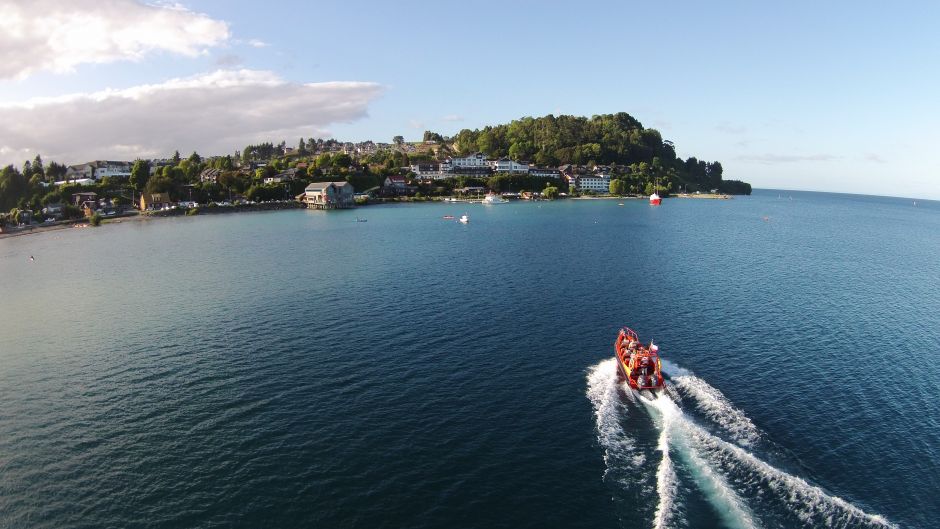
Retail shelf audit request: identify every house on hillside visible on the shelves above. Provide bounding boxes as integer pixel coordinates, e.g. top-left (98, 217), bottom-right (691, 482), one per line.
top-left (382, 175), bottom-right (416, 197)
top-left (409, 162), bottom-right (442, 179)
top-left (529, 167), bottom-right (561, 179)
top-left (199, 168), bottom-right (221, 183)
top-left (492, 158), bottom-right (530, 174)
top-left (296, 181), bottom-right (355, 209)
top-left (264, 168), bottom-right (299, 185)
top-left (66, 161), bottom-right (132, 181)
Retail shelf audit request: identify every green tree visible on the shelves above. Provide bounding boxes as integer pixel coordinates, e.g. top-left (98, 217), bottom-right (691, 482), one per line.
top-left (32, 155), bottom-right (44, 178)
top-left (423, 131), bottom-right (444, 143)
top-left (171, 150), bottom-right (181, 164)
top-left (543, 186), bottom-right (559, 200)
top-left (609, 178), bottom-right (625, 196)
top-left (0, 165), bottom-right (28, 210)
top-left (393, 135), bottom-right (404, 147)
top-left (332, 153), bottom-right (352, 169)
top-left (315, 153), bottom-right (332, 169)
top-left (145, 174), bottom-right (175, 196)
top-left (476, 131), bottom-right (499, 157)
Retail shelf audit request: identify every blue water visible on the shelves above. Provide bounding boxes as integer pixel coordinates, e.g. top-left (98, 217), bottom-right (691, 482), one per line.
top-left (1, 190), bottom-right (938, 528)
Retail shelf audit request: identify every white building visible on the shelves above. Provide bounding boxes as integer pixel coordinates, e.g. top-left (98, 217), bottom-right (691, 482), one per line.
top-left (492, 158), bottom-right (530, 174)
top-left (53, 178), bottom-right (96, 186)
top-left (577, 174), bottom-right (611, 192)
top-left (529, 167), bottom-right (561, 179)
top-left (450, 152), bottom-right (488, 169)
top-left (66, 161), bottom-right (132, 181)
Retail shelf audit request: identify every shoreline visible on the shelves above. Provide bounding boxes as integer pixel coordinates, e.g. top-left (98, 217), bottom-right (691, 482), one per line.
top-left (1, 193), bottom-right (737, 241)
top-left (0, 201), bottom-right (303, 241)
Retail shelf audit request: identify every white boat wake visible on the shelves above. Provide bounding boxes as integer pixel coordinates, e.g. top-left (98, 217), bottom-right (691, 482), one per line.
top-left (586, 359), bottom-right (896, 529)
top-left (586, 358), bottom-right (646, 483)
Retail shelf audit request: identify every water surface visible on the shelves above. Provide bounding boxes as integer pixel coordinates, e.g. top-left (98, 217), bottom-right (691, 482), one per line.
top-left (1, 191), bottom-right (938, 528)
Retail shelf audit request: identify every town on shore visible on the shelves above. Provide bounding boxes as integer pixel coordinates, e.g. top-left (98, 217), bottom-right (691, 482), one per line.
top-left (0, 113), bottom-right (751, 233)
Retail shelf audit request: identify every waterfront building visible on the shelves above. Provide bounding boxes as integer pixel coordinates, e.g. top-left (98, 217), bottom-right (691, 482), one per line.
top-left (71, 192), bottom-right (98, 208)
top-left (445, 154), bottom-right (492, 176)
top-left (139, 192), bottom-right (173, 211)
top-left (298, 181), bottom-right (355, 209)
top-left (576, 174), bottom-right (611, 192)
top-left (42, 203), bottom-right (64, 220)
top-left (382, 175), bottom-right (416, 196)
top-left (384, 175), bottom-right (408, 188)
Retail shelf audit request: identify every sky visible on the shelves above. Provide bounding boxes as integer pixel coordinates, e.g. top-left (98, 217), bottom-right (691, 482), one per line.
top-left (0, 0), bottom-right (937, 199)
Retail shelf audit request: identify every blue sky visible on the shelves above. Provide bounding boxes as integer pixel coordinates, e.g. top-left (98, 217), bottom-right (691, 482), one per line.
top-left (1, 0), bottom-right (937, 198)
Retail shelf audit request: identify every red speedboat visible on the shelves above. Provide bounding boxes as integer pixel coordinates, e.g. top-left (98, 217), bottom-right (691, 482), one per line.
top-left (614, 327), bottom-right (665, 393)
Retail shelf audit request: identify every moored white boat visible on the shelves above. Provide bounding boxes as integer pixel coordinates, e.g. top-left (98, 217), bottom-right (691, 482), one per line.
top-left (482, 193), bottom-right (508, 204)
top-left (458, 214), bottom-right (469, 224)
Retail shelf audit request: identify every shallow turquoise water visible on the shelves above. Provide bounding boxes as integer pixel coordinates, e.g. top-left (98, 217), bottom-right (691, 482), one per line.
top-left (1, 191), bottom-right (938, 528)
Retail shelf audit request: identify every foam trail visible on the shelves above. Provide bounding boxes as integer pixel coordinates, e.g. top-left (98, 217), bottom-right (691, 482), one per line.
top-left (586, 358), bottom-right (643, 478)
top-left (682, 422), bottom-right (896, 528)
top-left (661, 362), bottom-right (893, 527)
top-left (651, 403), bottom-right (678, 529)
top-left (648, 395), bottom-right (758, 529)
top-left (673, 375), bottom-right (762, 447)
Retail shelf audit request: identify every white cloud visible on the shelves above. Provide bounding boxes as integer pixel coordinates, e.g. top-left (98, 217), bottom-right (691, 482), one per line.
top-left (247, 39), bottom-right (269, 48)
top-left (0, 69), bottom-right (384, 164)
top-left (0, 0), bottom-right (230, 80)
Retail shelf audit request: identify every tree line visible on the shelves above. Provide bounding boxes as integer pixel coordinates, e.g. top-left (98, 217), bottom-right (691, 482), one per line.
top-left (432, 113), bottom-right (749, 195)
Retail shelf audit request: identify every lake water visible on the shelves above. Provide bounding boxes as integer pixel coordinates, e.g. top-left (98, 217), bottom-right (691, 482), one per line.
top-left (1, 190), bottom-right (938, 528)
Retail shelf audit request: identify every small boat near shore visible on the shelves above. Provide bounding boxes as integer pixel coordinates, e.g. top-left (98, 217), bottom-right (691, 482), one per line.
top-left (649, 193), bottom-right (662, 206)
top-left (614, 327), bottom-right (665, 399)
top-left (482, 193), bottom-right (508, 204)
top-left (443, 215), bottom-right (455, 219)
top-left (458, 214), bottom-right (469, 224)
